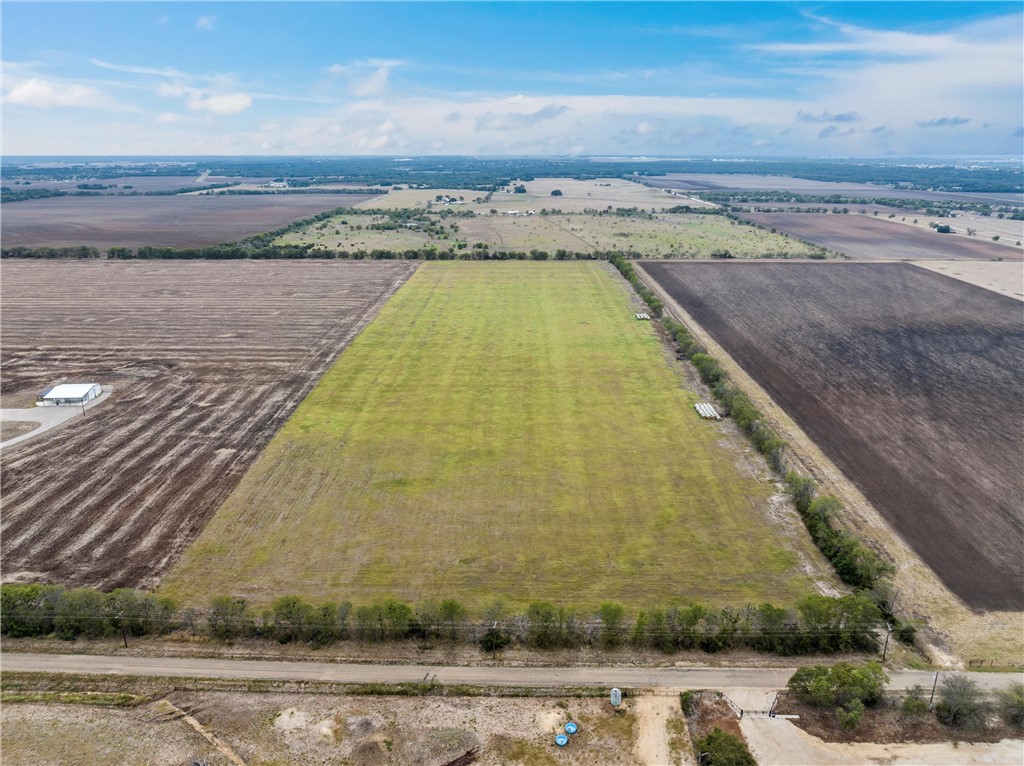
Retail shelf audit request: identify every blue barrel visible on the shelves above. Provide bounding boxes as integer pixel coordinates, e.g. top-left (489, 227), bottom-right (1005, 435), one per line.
top-left (555, 734), bottom-right (569, 747)
top-left (565, 722), bottom-right (578, 735)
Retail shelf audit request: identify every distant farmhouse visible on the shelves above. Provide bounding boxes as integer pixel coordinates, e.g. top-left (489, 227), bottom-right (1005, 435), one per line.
top-left (37, 383), bottom-right (101, 406)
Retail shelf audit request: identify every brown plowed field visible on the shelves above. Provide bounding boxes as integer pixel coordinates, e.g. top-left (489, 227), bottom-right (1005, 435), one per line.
top-left (0, 194), bottom-right (372, 249)
top-left (739, 213), bottom-right (1020, 261)
top-left (0, 260), bottom-right (415, 589)
top-left (642, 261), bottom-right (1024, 610)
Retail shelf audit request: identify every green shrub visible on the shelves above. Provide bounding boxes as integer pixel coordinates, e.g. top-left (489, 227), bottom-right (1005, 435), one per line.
top-left (208, 597), bottom-right (253, 640)
top-left (480, 626), bottom-right (510, 656)
top-left (680, 690), bottom-right (697, 715)
top-left (0, 584), bottom-right (60, 637)
top-left (354, 599), bottom-right (415, 641)
top-left (690, 353), bottom-right (725, 385)
top-left (270, 595), bottom-right (317, 643)
top-left (694, 728), bottom-right (756, 766)
top-left (784, 471), bottom-right (817, 514)
top-left (106, 589), bottom-right (176, 636)
top-left (525, 601), bottom-right (580, 649)
top-left (599, 602), bottom-right (626, 649)
top-left (901, 686), bottom-right (930, 718)
top-left (838, 698), bottom-right (865, 730)
top-left (788, 662), bottom-right (888, 710)
top-left (935, 675), bottom-right (990, 729)
top-left (996, 682), bottom-right (1024, 728)
top-left (437, 598), bottom-right (467, 641)
top-left (53, 588), bottom-right (108, 640)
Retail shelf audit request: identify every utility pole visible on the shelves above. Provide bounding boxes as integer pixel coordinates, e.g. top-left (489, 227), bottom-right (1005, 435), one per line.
top-left (116, 610), bottom-right (128, 649)
top-left (929, 671), bottom-right (939, 710)
top-left (881, 622), bottom-right (892, 662)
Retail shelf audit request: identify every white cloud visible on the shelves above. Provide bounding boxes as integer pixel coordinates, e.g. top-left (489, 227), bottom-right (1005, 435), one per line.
top-left (155, 111), bottom-right (194, 124)
top-left (157, 82), bottom-right (190, 98)
top-left (797, 110), bottom-right (860, 124)
top-left (91, 59), bottom-right (189, 79)
top-left (475, 104), bottom-right (568, 131)
top-left (185, 91), bottom-right (252, 115)
top-left (916, 117), bottom-right (971, 128)
top-left (196, 16), bottom-right (217, 31)
top-left (818, 125), bottom-right (857, 139)
top-left (5, 13), bottom-right (1020, 156)
top-left (326, 59), bottom-right (405, 97)
top-left (352, 67), bottom-right (390, 98)
top-left (5, 78), bottom-right (103, 108)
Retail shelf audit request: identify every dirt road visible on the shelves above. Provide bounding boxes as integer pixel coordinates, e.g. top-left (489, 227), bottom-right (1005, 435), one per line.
top-left (2, 653), bottom-right (1020, 694)
top-left (634, 695), bottom-right (682, 766)
top-left (741, 716), bottom-right (1024, 765)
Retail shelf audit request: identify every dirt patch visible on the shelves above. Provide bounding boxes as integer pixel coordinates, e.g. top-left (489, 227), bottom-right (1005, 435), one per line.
top-left (1, 193), bottom-right (372, 249)
top-left (741, 715), bottom-right (1023, 766)
top-left (634, 695), bottom-right (679, 765)
top-left (1, 420), bottom-right (40, 440)
top-left (176, 692), bottom-right (636, 766)
top-left (687, 695), bottom-right (745, 743)
top-left (0, 260), bottom-right (415, 590)
top-left (914, 260), bottom-right (1024, 301)
top-left (737, 212), bottom-right (1020, 261)
top-left (0, 702), bottom-right (216, 765)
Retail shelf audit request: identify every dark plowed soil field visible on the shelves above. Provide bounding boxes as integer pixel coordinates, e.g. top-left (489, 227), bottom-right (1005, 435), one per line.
top-left (642, 261), bottom-right (1024, 610)
top-left (0, 260), bottom-right (415, 589)
top-left (0, 194), bottom-right (372, 249)
top-left (739, 213), bottom-right (1021, 261)
top-left (12, 175), bottom-right (264, 193)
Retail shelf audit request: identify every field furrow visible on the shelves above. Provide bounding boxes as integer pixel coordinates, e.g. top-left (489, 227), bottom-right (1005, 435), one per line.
top-left (641, 261), bottom-right (1024, 611)
top-left (0, 260), bottom-right (416, 589)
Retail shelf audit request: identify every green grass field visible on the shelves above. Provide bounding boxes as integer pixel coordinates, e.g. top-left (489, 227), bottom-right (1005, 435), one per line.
top-left (161, 262), bottom-right (831, 610)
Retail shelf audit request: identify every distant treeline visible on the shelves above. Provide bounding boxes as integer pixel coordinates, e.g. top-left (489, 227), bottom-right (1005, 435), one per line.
top-left (4, 245), bottom-right (825, 261)
top-left (207, 187), bottom-right (387, 196)
top-left (0, 583), bottom-right (883, 655)
top-left (102, 246), bottom-right (641, 261)
top-left (626, 269), bottom-right (914, 646)
top-left (700, 192), bottom-right (1023, 217)
top-left (1, 182), bottom-right (241, 202)
top-left (1, 187), bottom-right (67, 203)
top-left (4, 156), bottom-right (1021, 192)
top-left (2, 246), bottom-right (101, 259)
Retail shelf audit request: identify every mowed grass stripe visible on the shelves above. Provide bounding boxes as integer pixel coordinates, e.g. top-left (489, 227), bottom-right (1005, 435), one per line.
top-left (162, 262), bottom-right (823, 609)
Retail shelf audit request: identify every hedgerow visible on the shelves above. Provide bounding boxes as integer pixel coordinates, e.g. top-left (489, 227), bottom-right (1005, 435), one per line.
top-left (1, 585), bottom-right (882, 656)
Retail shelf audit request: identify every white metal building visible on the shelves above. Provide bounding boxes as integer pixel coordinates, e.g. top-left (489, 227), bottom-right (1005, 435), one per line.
top-left (37, 383), bottom-right (102, 406)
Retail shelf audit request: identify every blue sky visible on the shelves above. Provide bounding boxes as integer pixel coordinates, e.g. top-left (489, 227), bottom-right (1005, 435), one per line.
top-left (2, 2), bottom-right (1022, 156)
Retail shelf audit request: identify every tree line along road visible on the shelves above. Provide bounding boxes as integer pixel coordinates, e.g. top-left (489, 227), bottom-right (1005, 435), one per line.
top-left (1, 653), bottom-right (1021, 694)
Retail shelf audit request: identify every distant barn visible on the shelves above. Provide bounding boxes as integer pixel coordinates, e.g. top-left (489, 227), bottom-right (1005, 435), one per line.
top-left (37, 383), bottom-right (101, 406)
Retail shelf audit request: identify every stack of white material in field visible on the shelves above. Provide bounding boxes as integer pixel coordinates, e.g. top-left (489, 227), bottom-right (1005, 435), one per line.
top-left (695, 402), bottom-right (721, 420)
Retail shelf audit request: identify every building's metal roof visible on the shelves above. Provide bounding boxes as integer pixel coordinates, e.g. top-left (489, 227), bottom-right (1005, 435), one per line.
top-left (41, 383), bottom-right (100, 399)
